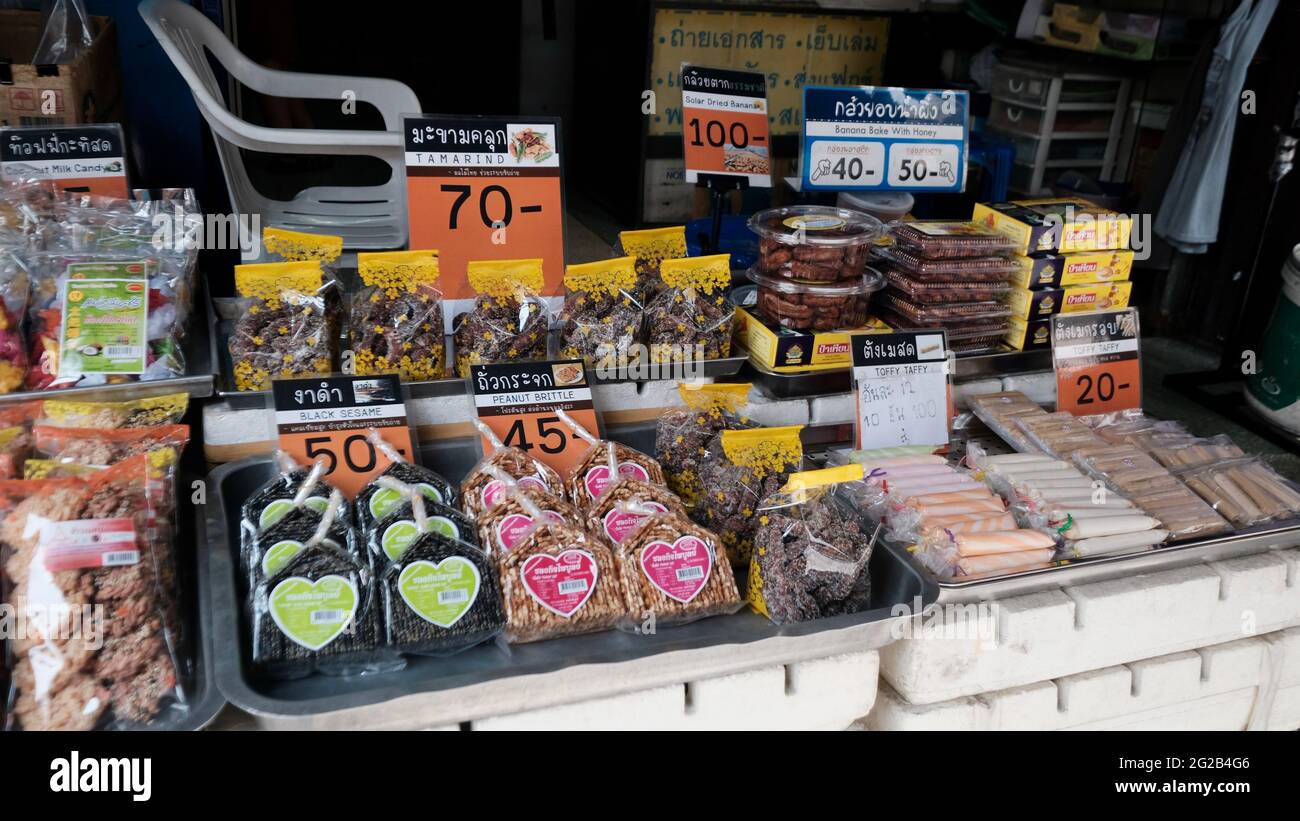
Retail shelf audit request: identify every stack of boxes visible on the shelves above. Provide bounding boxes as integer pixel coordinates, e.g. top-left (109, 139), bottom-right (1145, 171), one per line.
top-left (972, 198), bottom-right (1134, 351)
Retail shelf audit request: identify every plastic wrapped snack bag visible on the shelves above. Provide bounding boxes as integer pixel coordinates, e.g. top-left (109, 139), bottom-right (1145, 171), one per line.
top-left (491, 475), bottom-right (624, 643)
top-left (477, 486), bottom-right (580, 559)
top-left (748, 465), bottom-right (877, 624)
top-left (250, 491), bottom-right (396, 678)
top-left (353, 430), bottom-right (457, 537)
top-left (459, 419), bottom-right (564, 518)
top-left (557, 256), bottom-right (643, 370)
top-left (1175, 457), bottom-right (1300, 528)
top-left (555, 408), bottom-right (664, 510)
top-left (239, 453), bottom-right (350, 584)
top-left (615, 502), bottom-right (740, 628)
top-left (40, 391), bottom-right (188, 428)
top-left (453, 258), bottom-right (549, 377)
top-left (363, 474), bottom-right (477, 565)
top-left (693, 425), bottom-right (804, 567)
top-left (261, 226), bottom-right (344, 268)
top-left (586, 477), bottom-right (687, 548)
top-left (0, 262), bottom-right (29, 393)
top-left (374, 479), bottom-right (505, 656)
top-left (0, 425), bottom-right (34, 479)
top-left (351, 250), bottom-right (445, 381)
top-left (2, 455), bottom-right (188, 729)
top-left (230, 261), bottom-right (335, 391)
top-left (618, 225), bottom-right (687, 304)
top-left (653, 382), bottom-right (755, 507)
top-left (645, 254), bottom-right (734, 362)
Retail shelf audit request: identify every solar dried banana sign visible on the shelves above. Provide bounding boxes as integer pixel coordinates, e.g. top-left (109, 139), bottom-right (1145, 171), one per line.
top-left (679, 64), bottom-right (772, 187)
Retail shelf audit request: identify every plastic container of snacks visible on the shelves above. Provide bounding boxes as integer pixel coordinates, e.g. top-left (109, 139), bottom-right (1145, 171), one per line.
top-left (889, 221), bottom-right (1020, 259)
top-left (749, 206), bottom-right (884, 282)
top-left (748, 266), bottom-right (885, 331)
top-left (883, 267), bottom-right (1013, 303)
top-left (878, 291), bottom-right (1013, 323)
top-left (875, 246), bottom-right (1020, 280)
top-left (836, 191), bottom-right (914, 224)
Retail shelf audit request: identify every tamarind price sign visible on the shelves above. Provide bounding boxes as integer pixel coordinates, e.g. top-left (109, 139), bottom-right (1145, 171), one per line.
top-left (469, 359), bottom-right (599, 475)
top-left (403, 114), bottom-right (566, 319)
top-left (1051, 308), bottom-right (1142, 416)
top-left (680, 64), bottom-right (772, 186)
top-left (273, 374), bottom-right (414, 498)
top-left (850, 329), bottom-right (951, 451)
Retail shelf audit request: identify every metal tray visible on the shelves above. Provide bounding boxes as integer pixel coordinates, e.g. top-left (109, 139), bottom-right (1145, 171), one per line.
top-left (204, 425), bottom-right (932, 728)
top-left (0, 278), bottom-right (216, 408)
top-left (885, 516), bottom-right (1300, 605)
top-left (208, 298), bottom-right (744, 409)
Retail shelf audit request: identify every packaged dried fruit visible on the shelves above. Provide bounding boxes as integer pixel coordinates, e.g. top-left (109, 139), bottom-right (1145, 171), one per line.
top-left (749, 206), bottom-right (883, 282)
top-left (615, 506), bottom-right (740, 627)
top-left (883, 266), bottom-right (1013, 304)
top-left (492, 484), bottom-right (624, 643)
top-left (749, 265), bottom-right (884, 331)
top-left (460, 419), bottom-right (564, 519)
top-left (453, 258), bottom-right (550, 377)
top-left (262, 226), bottom-right (344, 267)
top-left (890, 221), bottom-right (1019, 259)
top-left (351, 250), bottom-right (445, 381)
top-left (556, 409), bottom-right (664, 510)
top-left (878, 291), bottom-right (1013, 323)
top-left (230, 261), bottom-right (335, 391)
top-left (618, 225), bottom-right (687, 302)
top-left (748, 465), bottom-right (877, 624)
top-left (653, 383), bottom-right (756, 506)
top-left (557, 257), bottom-right (643, 369)
top-left (644, 253), bottom-right (734, 362)
top-left (586, 478), bottom-right (687, 547)
top-left (693, 425), bottom-right (804, 567)
top-left (40, 391), bottom-right (187, 428)
top-left (1, 455), bottom-right (189, 729)
top-left (874, 247), bottom-right (1020, 280)
top-left (249, 493), bottom-right (397, 678)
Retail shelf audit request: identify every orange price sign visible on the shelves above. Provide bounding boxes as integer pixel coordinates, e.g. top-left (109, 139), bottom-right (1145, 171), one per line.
top-left (1, 123), bottom-right (129, 198)
top-left (469, 360), bottom-right (599, 477)
top-left (680, 65), bottom-right (772, 187)
top-left (1051, 308), bottom-right (1143, 416)
top-left (273, 375), bottom-right (415, 499)
top-left (403, 115), bottom-right (566, 324)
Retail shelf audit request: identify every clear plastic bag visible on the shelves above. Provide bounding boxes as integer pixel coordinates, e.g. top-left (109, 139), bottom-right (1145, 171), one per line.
top-left (0, 426), bottom-right (33, 479)
top-left (0, 262), bottom-right (30, 394)
top-left (653, 382), bottom-right (755, 507)
top-left (460, 419), bottom-right (564, 519)
top-left (476, 486), bottom-right (580, 559)
top-left (239, 453), bottom-right (347, 584)
top-left (645, 254), bottom-right (734, 362)
top-left (556, 409), bottom-right (664, 510)
top-left (585, 478), bottom-right (686, 547)
top-left (492, 482), bottom-right (624, 643)
top-left (966, 391), bottom-right (1050, 453)
top-left (557, 257), bottom-right (644, 369)
top-left (353, 430), bottom-right (457, 538)
top-left (230, 261), bottom-right (335, 391)
top-left (351, 250), bottom-right (445, 381)
top-left (32, 0), bottom-right (94, 64)
top-left (362, 475), bottom-right (476, 565)
top-left (617, 225), bottom-right (687, 304)
top-left (31, 423), bottom-right (189, 468)
top-left (1, 454), bottom-right (188, 730)
top-left (749, 466), bottom-right (877, 623)
top-left (1071, 445), bottom-right (1231, 541)
top-left (693, 425), bottom-right (804, 568)
top-left (453, 259), bottom-right (550, 377)
top-left (614, 504), bottom-right (740, 628)
top-left (1013, 412), bottom-right (1106, 459)
top-left (40, 391), bottom-right (188, 428)
top-left (1175, 458), bottom-right (1300, 528)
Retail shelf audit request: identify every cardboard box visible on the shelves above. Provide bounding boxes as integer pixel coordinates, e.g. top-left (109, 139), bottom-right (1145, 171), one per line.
top-left (734, 306), bottom-right (890, 372)
top-left (0, 11), bottom-right (121, 127)
top-left (1009, 249), bottom-right (1134, 290)
top-left (973, 198), bottom-right (1132, 255)
top-left (1003, 316), bottom-right (1052, 351)
top-left (1004, 280), bottom-right (1132, 321)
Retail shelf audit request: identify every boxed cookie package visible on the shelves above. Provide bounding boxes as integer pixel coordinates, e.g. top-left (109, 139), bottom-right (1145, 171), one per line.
top-left (973, 198), bottom-right (1133, 255)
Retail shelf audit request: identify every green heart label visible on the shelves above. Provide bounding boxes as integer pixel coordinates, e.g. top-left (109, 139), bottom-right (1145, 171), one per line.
top-left (369, 483), bottom-right (444, 522)
top-left (259, 496), bottom-right (328, 530)
top-left (269, 575), bottom-right (358, 651)
top-left (262, 539), bottom-right (304, 577)
top-left (398, 558), bottom-right (481, 628)
top-left (381, 517), bottom-right (462, 561)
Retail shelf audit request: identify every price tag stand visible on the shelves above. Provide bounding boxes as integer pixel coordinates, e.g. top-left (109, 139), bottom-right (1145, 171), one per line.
top-left (697, 174), bottom-right (747, 255)
top-left (468, 360), bottom-right (600, 476)
top-left (1051, 308), bottom-right (1143, 415)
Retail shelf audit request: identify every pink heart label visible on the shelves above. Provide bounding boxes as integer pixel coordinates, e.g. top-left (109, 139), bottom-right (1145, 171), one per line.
top-left (583, 462), bottom-right (650, 500)
top-left (482, 475), bottom-right (548, 509)
top-left (639, 536), bottom-right (712, 604)
top-left (495, 510), bottom-right (566, 553)
top-left (601, 501), bottom-right (668, 545)
top-left (520, 549), bottom-right (598, 617)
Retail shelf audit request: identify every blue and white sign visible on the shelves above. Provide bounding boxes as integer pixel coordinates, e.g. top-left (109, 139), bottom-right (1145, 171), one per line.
top-left (800, 86), bottom-right (968, 193)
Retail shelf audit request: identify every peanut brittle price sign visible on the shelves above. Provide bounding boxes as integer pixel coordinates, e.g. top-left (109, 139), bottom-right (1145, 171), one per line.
top-left (680, 64), bottom-right (772, 186)
top-left (403, 115), bottom-right (566, 317)
top-left (1051, 308), bottom-right (1142, 416)
top-left (469, 359), bottom-right (599, 476)
top-left (850, 329), bottom-right (951, 451)
top-left (273, 374), bottom-right (414, 498)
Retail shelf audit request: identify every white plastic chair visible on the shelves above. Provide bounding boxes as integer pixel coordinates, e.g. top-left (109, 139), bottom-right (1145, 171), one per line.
top-left (139, 0), bottom-right (419, 260)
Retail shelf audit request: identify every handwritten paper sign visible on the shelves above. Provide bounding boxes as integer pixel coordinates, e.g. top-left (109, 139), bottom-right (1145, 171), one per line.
top-left (850, 330), bottom-right (951, 451)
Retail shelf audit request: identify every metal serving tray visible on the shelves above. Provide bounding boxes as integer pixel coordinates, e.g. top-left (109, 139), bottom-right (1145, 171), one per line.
top-left (204, 425), bottom-right (931, 729)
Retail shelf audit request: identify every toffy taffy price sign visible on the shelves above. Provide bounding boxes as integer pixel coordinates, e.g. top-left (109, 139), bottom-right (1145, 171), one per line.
top-left (1051, 308), bottom-right (1142, 416)
top-left (680, 64), bottom-right (772, 187)
top-left (273, 374), bottom-right (415, 498)
top-left (403, 114), bottom-right (566, 315)
top-left (469, 359), bottom-right (600, 476)
top-left (850, 329), bottom-right (952, 451)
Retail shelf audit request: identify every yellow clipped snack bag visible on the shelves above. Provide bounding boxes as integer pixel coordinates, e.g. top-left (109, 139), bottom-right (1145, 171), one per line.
top-left (557, 257), bottom-right (642, 369)
top-left (653, 383), bottom-right (755, 505)
top-left (453, 259), bottom-right (549, 377)
top-left (618, 225), bottom-right (687, 302)
top-left (350, 250), bottom-right (445, 381)
top-left (230, 261), bottom-right (334, 391)
top-left (645, 254), bottom-right (734, 363)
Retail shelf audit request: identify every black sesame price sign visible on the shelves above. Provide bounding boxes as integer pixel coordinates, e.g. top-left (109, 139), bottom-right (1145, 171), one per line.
top-left (1051, 308), bottom-right (1142, 416)
top-left (273, 374), bottom-right (414, 498)
top-left (850, 329), bottom-right (951, 451)
top-left (468, 359), bottom-right (598, 475)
